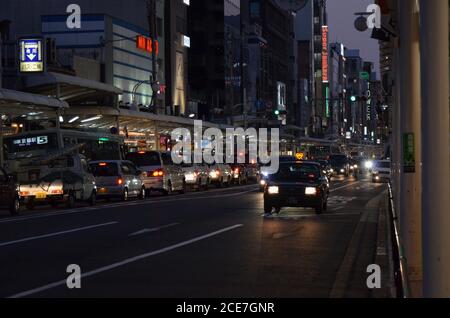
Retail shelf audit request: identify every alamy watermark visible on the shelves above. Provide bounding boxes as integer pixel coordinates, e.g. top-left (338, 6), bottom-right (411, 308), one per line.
top-left (171, 121), bottom-right (280, 175)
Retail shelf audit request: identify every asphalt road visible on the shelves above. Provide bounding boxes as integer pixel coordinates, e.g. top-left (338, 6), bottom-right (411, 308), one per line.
top-left (0, 175), bottom-right (388, 298)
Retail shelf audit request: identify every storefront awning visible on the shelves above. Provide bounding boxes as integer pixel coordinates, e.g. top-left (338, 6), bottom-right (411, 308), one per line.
top-left (0, 88), bottom-right (68, 113)
top-left (23, 72), bottom-right (122, 103)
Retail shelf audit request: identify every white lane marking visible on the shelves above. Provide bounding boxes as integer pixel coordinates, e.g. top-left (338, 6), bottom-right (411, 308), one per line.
top-left (0, 187), bottom-right (258, 224)
top-left (0, 222), bottom-right (118, 248)
top-left (129, 223), bottom-right (179, 237)
top-left (9, 224), bottom-right (244, 298)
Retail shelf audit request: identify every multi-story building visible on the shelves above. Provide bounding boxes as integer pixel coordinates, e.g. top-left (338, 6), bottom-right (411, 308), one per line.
top-left (345, 49), bottom-right (365, 140)
top-left (294, 0), bottom-right (327, 136)
top-left (247, 0), bottom-right (294, 126)
top-left (164, 0), bottom-right (190, 116)
top-left (0, 0), bottom-right (166, 112)
top-left (188, 0), bottom-right (250, 123)
top-left (328, 42), bottom-right (347, 137)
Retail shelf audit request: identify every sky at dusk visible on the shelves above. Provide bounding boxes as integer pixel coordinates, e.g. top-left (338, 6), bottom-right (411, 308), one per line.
top-left (327, 0), bottom-right (380, 77)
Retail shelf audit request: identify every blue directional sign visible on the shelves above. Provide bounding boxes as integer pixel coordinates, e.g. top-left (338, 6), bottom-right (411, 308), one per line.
top-left (19, 38), bottom-right (44, 73)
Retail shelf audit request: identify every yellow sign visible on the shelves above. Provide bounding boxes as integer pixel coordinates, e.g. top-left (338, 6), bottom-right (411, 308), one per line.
top-left (296, 152), bottom-right (305, 161)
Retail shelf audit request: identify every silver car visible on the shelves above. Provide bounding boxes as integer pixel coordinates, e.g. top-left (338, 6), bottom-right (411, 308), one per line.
top-left (126, 151), bottom-right (186, 195)
top-left (208, 163), bottom-right (232, 188)
top-left (181, 163), bottom-right (210, 191)
top-left (89, 161), bottom-right (145, 201)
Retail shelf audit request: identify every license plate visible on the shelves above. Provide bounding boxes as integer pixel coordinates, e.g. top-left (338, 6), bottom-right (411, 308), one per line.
top-left (35, 192), bottom-right (47, 199)
top-left (288, 197), bottom-right (298, 205)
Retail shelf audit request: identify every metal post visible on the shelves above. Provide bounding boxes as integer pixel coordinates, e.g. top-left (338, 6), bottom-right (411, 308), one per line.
top-left (392, 38), bottom-right (402, 224)
top-left (398, 0), bottom-right (422, 297)
top-left (420, 0), bottom-right (450, 298)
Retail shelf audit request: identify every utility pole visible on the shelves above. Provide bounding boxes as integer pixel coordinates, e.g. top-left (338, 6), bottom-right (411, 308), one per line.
top-left (398, 0), bottom-right (422, 297)
top-left (420, 0), bottom-right (450, 298)
top-left (148, 0), bottom-right (158, 111)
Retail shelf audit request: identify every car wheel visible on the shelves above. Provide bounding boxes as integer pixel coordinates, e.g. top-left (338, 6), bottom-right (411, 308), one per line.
top-left (67, 192), bottom-right (76, 209)
top-left (204, 179), bottom-right (209, 191)
top-left (218, 178), bottom-right (224, 188)
top-left (179, 181), bottom-right (186, 194)
top-left (89, 191), bottom-right (97, 206)
top-left (163, 182), bottom-right (172, 196)
top-left (26, 200), bottom-right (35, 210)
top-left (122, 188), bottom-right (129, 201)
top-left (138, 187), bottom-right (146, 200)
top-left (315, 195), bottom-right (324, 215)
top-left (50, 199), bottom-right (59, 208)
top-left (264, 202), bottom-right (272, 214)
top-left (9, 197), bottom-right (20, 215)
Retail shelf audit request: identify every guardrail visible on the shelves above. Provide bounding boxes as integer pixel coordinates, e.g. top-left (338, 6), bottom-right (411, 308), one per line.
top-left (387, 182), bottom-right (411, 298)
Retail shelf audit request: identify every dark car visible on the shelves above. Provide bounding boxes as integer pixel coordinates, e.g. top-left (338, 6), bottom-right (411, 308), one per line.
top-left (329, 154), bottom-right (350, 177)
top-left (263, 161), bottom-right (330, 215)
top-left (316, 160), bottom-right (333, 179)
top-left (0, 168), bottom-right (20, 215)
top-left (230, 163), bottom-right (247, 185)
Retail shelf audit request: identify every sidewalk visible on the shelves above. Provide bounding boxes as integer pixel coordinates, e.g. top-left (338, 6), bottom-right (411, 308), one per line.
top-left (330, 190), bottom-right (395, 298)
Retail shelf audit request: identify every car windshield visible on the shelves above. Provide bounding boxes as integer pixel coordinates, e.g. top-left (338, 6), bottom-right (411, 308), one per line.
top-left (375, 161), bottom-right (391, 169)
top-left (90, 163), bottom-right (119, 177)
top-left (126, 152), bottom-right (161, 167)
top-left (329, 155), bottom-right (348, 165)
top-left (270, 163), bottom-right (320, 181)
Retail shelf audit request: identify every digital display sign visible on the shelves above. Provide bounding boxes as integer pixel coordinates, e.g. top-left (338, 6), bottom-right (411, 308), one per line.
top-left (19, 38), bottom-right (44, 73)
top-left (13, 136), bottom-right (49, 147)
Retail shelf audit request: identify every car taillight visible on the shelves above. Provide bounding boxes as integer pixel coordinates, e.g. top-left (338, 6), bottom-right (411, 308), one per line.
top-left (19, 191), bottom-right (30, 197)
top-left (234, 168), bottom-right (239, 174)
top-left (151, 170), bottom-right (164, 177)
top-left (51, 189), bottom-right (63, 195)
top-left (117, 178), bottom-right (124, 185)
top-left (308, 174), bottom-right (316, 179)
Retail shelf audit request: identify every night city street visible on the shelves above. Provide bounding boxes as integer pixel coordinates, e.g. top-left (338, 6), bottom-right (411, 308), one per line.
top-left (0, 0), bottom-right (449, 306)
top-left (0, 175), bottom-right (387, 298)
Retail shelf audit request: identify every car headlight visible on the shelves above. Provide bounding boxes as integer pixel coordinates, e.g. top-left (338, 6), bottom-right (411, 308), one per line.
top-left (260, 179), bottom-right (266, 186)
top-left (268, 186), bottom-right (279, 195)
top-left (340, 169), bottom-right (345, 173)
top-left (354, 165), bottom-right (358, 169)
top-left (330, 169), bottom-right (334, 173)
top-left (305, 187), bottom-right (317, 196)
top-left (365, 160), bottom-right (374, 169)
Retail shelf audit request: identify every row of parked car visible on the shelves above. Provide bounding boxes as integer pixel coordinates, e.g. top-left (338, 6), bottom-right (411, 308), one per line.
top-left (0, 151), bottom-right (261, 216)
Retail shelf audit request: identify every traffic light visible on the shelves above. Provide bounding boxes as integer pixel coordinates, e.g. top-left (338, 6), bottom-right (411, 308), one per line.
top-left (350, 95), bottom-right (357, 102)
top-left (274, 110), bottom-right (280, 116)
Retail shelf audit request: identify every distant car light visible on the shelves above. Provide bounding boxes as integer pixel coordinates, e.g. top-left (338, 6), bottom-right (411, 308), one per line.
top-left (365, 160), bottom-right (374, 169)
top-left (268, 186), bottom-right (279, 195)
top-left (340, 169), bottom-right (345, 173)
top-left (305, 187), bottom-right (317, 196)
top-left (260, 179), bottom-right (266, 186)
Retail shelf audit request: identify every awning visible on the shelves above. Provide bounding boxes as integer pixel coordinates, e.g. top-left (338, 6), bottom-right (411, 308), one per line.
top-left (0, 88), bottom-right (68, 110)
top-left (23, 72), bottom-right (122, 103)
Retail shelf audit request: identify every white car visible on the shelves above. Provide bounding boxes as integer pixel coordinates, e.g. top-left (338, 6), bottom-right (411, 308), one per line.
top-left (19, 154), bottom-right (97, 209)
top-left (181, 163), bottom-right (210, 191)
top-left (126, 151), bottom-right (186, 195)
top-left (208, 163), bottom-right (232, 188)
top-left (372, 160), bottom-right (391, 183)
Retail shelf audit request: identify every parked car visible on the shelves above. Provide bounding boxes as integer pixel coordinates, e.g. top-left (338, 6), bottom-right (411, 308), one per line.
top-left (126, 151), bottom-right (185, 195)
top-left (90, 160), bottom-right (145, 201)
top-left (329, 154), bottom-right (351, 177)
top-left (230, 163), bottom-right (247, 185)
top-left (0, 168), bottom-right (20, 215)
top-left (263, 161), bottom-right (330, 215)
top-left (244, 162), bottom-right (260, 183)
top-left (372, 160), bottom-right (391, 183)
top-left (181, 162), bottom-right (209, 191)
top-left (19, 154), bottom-right (97, 209)
top-left (208, 163), bottom-right (232, 188)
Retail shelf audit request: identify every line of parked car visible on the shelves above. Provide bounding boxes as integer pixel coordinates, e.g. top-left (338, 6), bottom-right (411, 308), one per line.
top-left (0, 151), bottom-right (262, 216)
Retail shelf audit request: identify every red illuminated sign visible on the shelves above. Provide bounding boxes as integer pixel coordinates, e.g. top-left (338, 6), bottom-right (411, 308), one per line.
top-left (322, 26), bottom-right (329, 83)
top-left (136, 35), bottom-right (159, 55)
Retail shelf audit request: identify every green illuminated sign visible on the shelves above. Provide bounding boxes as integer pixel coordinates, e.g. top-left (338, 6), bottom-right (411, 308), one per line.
top-left (403, 133), bottom-right (415, 173)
